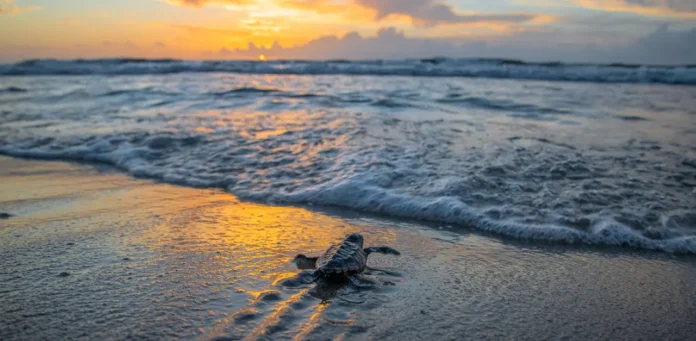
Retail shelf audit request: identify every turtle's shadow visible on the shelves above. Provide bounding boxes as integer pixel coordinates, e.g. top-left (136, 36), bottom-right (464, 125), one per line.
top-left (311, 274), bottom-right (390, 302)
top-left (310, 277), bottom-right (351, 302)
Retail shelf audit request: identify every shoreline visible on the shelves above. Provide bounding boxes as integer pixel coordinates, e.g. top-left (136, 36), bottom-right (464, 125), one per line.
top-left (2, 153), bottom-right (694, 256)
top-left (1, 155), bottom-right (695, 340)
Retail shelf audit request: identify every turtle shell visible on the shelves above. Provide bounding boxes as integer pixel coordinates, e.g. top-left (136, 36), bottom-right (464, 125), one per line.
top-left (317, 234), bottom-right (367, 275)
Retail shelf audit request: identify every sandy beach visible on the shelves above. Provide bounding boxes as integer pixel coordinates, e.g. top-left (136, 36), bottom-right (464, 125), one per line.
top-left (1, 155), bottom-right (695, 340)
top-left (3, 0), bottom-right (696, 339)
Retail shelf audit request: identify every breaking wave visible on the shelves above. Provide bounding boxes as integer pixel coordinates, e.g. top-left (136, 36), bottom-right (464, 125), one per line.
top-left (1, 72), bottom-right (695, 253)
top-left (1, 58), bottom-right (695, 85)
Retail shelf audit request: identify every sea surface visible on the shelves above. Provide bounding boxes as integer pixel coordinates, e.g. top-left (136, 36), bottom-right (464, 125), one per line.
top-left (1, 58), bottom-right (696, 253)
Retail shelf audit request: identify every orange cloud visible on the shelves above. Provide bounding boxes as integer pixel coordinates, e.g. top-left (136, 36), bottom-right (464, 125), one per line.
top-left (354, 0), bottom-right (537, 26)
top-left (527, 14), bottom-right (557, 25)
top-left (156, 0), bottom-right (556, 52)
top-left (162, 0), bottom-right (254, 7)
top-left (163, 0), bottom-right (543, 27)
top-left (209, 24), bottom-right (696, 65)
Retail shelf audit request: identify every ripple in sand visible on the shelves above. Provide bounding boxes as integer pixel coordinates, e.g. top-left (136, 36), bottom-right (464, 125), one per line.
top-left (231, 308), bottom-right (260, 323)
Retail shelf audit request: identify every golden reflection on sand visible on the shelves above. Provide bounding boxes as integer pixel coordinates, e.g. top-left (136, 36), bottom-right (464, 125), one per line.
top-left (292, 302), bottom-right (330, 341)
top-left (4, 157), bottom-right (695, 341)
top-left (125, 181), bottom-right (398, 339)
top-left (0, 156), bottom-right (407, 340)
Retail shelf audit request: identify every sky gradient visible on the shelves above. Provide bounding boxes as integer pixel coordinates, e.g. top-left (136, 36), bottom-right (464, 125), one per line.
top-left (1, 0), bottom-right (695, 63)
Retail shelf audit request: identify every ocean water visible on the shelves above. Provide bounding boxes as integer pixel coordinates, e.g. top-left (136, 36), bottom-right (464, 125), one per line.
top-left (1, 59), bottom-right (696, 253)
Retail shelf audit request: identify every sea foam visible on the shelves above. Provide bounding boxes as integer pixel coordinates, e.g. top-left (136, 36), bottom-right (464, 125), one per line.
top-left (1, 72), bottom-right (695, 252)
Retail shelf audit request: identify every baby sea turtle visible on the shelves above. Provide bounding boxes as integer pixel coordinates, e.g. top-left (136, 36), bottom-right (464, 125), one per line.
top-left (293, 233), bottom-right (400, 282)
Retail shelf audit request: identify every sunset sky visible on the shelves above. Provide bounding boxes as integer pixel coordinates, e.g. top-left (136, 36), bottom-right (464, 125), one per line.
top-left (0, 0), bottom-right (695, 63)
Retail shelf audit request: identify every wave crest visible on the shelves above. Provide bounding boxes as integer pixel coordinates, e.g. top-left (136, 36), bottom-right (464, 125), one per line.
top-left (2, 58), bottom-right (695, 85)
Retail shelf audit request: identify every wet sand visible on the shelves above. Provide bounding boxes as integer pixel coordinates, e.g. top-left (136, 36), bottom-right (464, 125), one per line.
top-left (1, 155), bottom-right (695, 341)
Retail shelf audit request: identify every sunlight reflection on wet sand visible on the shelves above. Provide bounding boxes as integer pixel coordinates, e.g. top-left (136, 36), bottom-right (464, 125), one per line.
top-left (1, 156), bottom-right (695, 341)
top-left (0, 156), bottom-right (403, 340)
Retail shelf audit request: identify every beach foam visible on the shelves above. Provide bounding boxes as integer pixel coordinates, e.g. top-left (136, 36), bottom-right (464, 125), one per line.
top-left (1, 72), bottom-right (695, 252)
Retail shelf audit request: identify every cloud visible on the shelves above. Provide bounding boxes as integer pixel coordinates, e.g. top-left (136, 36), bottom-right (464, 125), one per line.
top-left (162, 0), bottom-right (540, 26)
top-left (572, 0), bottom-right (696, 18)
top-left (220, 25), bottom-right (696, 64)
top-left (226, 27), bottom-right (462, 59)
top-left (355, 0), bottom-right (536, 25)
top-left (3, 23), bottom-right (693, 64)
top-left (624, 0), bottom-right (696, 12)
top-left (161, 0), bottom-right (253, 7)
top-left (0, 0), bottom-right (41, 16)
top-left (155, 41), bottom-right (168, 48)
top-left (626, 24), bottom-right (696, 62)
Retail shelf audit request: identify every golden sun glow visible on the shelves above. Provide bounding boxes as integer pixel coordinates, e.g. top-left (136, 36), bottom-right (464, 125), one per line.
top-left (0, 0), bottom-right (691, 62)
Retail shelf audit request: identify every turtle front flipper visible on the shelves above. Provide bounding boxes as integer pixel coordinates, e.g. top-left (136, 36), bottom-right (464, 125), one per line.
top-left (293, 254), bottom-right (319, 270)
top-left (363, 246), bottom-right (400, 256)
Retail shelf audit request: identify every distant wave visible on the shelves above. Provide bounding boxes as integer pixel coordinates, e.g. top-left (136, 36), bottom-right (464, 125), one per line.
top-left (1, 58), bottom-right (695, 85)
top-left (0, 86), bottom-right (28, 93)
top-left (213, 87), bottom-right (282, 96)
top-left (436, 96), bottom-right (569, 114)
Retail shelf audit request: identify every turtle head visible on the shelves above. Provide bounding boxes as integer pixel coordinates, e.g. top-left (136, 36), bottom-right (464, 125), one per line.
top-left (293, 254), bottom-right (318, 270)
top-left (345, 233), bottom-right (364, 247)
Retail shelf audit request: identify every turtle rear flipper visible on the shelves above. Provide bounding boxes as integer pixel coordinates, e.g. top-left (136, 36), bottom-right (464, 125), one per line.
top-left (364, 246), bottom-right (400, 256)
top-left (293, 254), bottom-right (319, 270)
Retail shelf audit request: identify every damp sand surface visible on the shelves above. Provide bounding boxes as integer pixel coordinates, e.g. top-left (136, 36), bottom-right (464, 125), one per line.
top-left (1, 156), bottom-right (695, 341)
